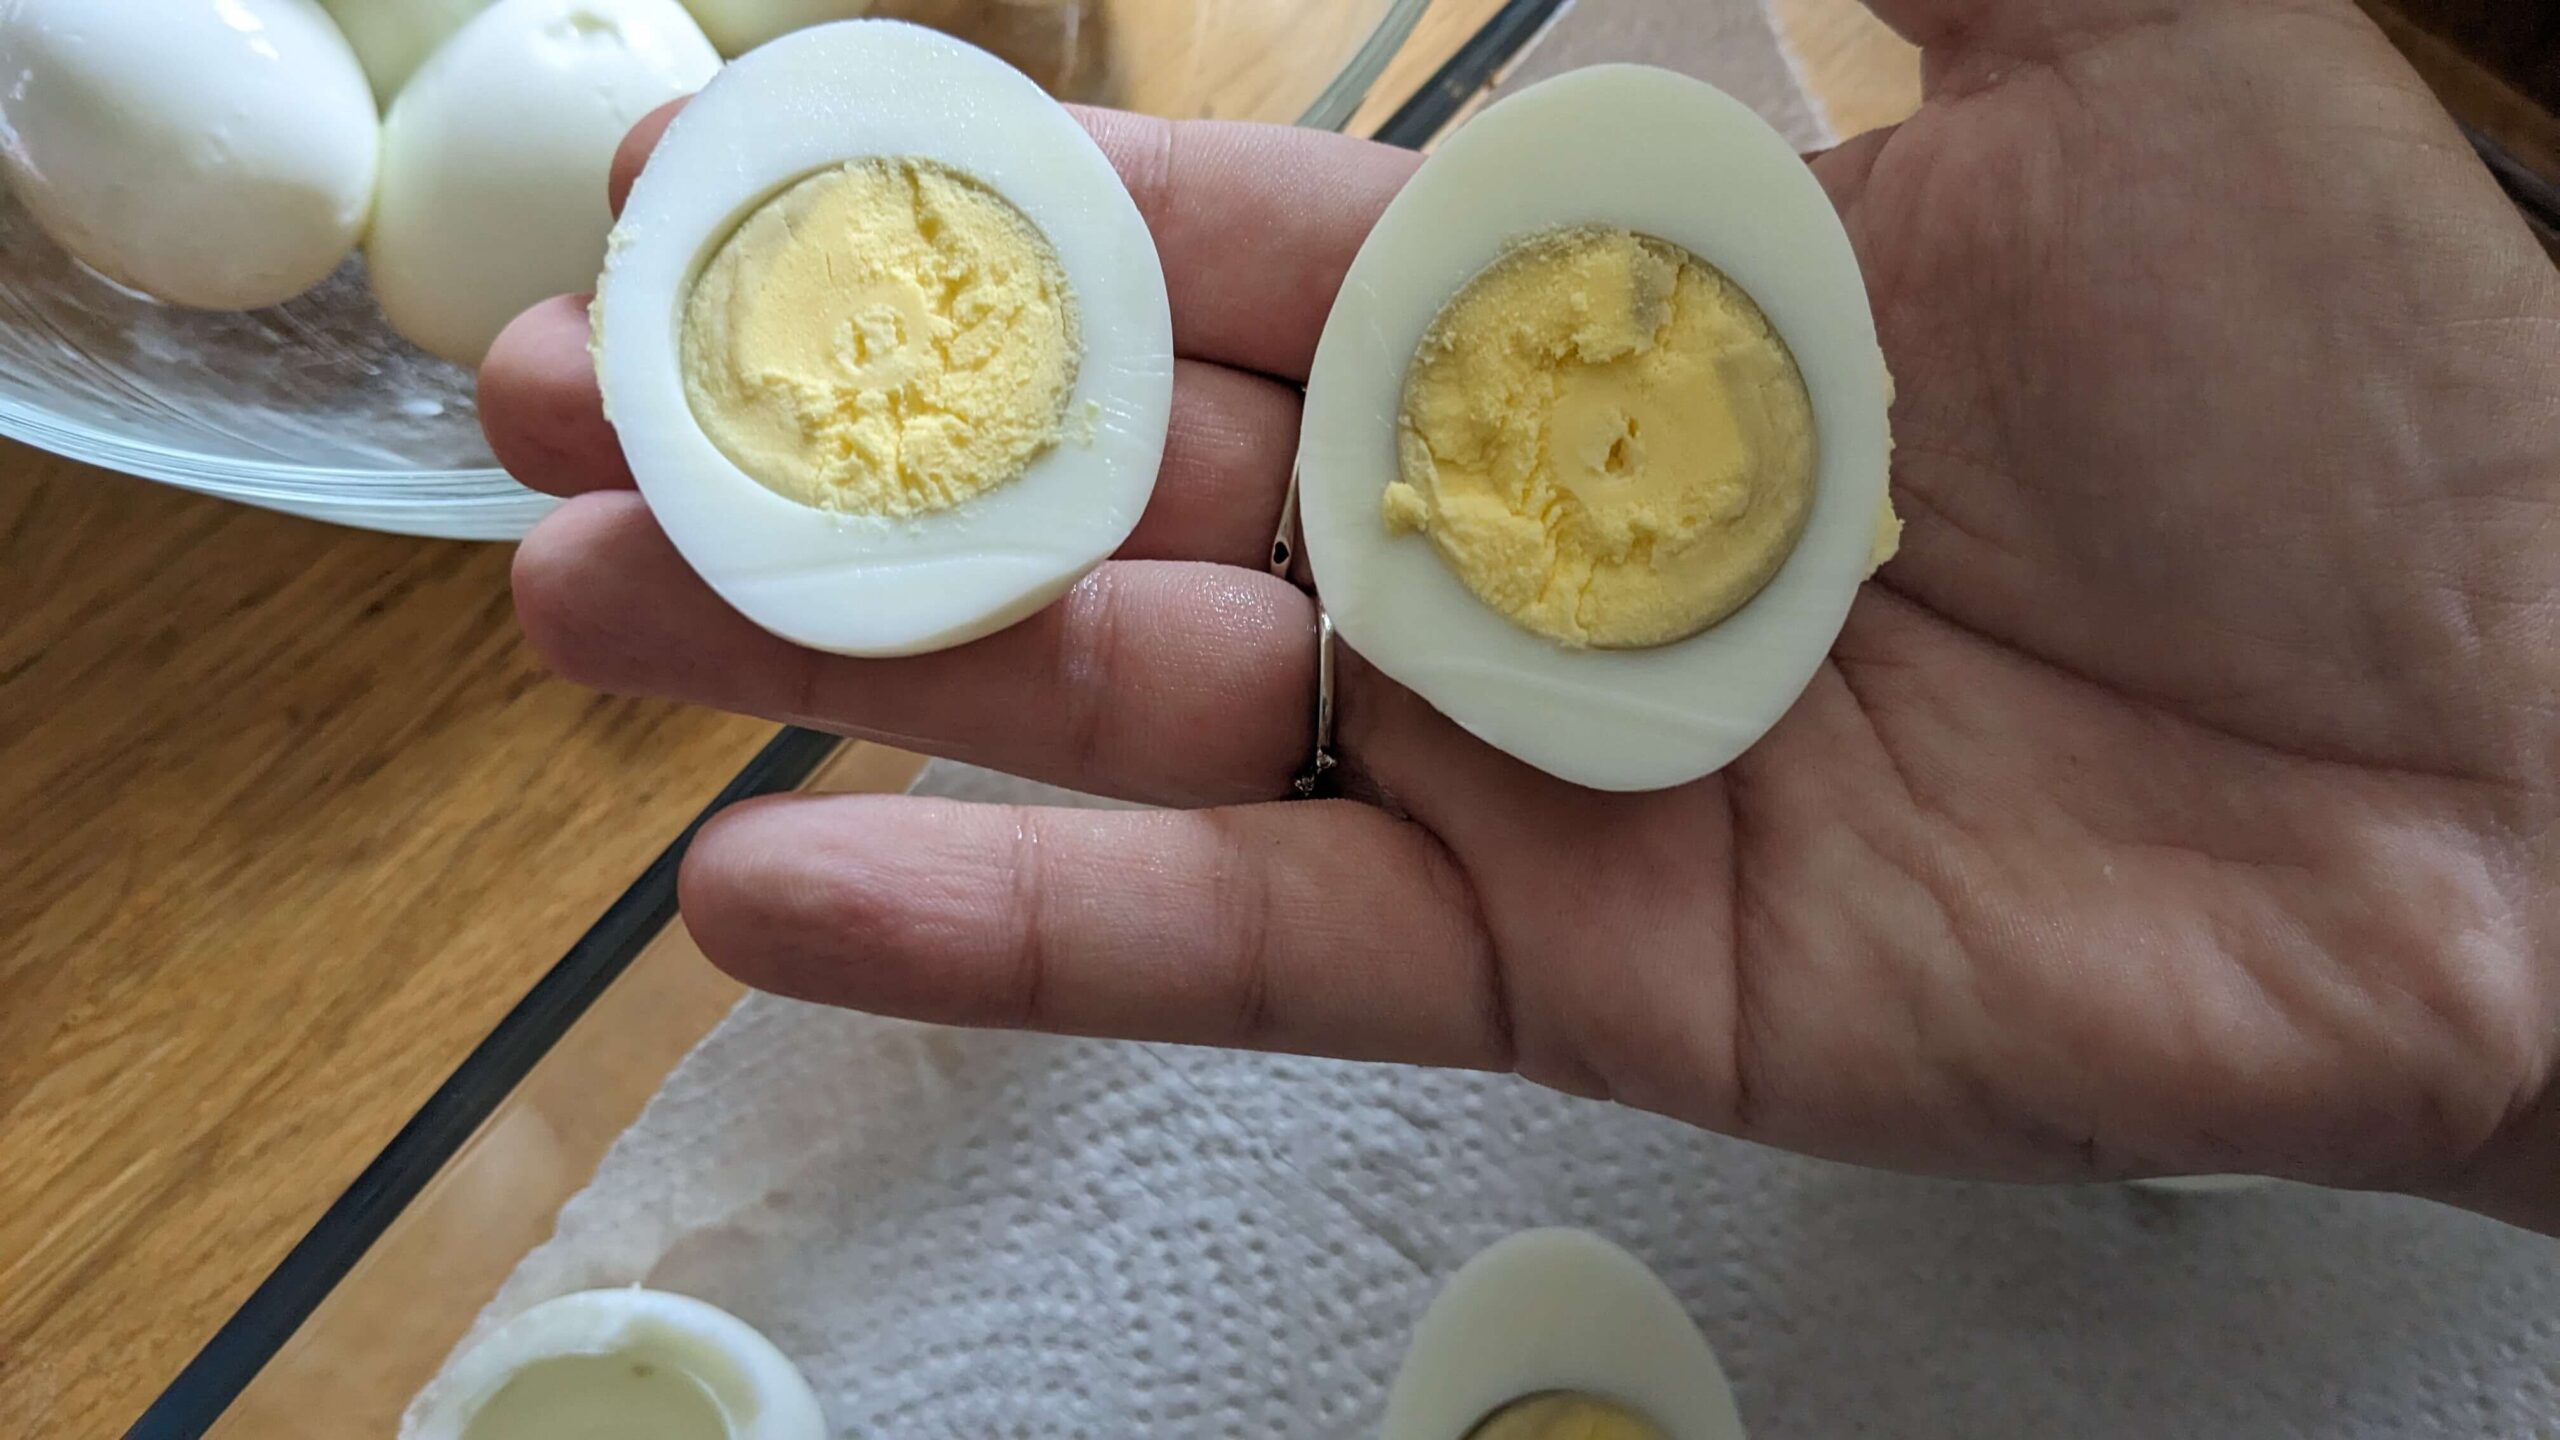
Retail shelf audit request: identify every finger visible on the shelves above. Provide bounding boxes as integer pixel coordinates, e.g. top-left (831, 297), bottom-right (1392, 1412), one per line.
top-left (1073, 107), bottom-right (1419, 380)
top-left (1856, 0), bottom-right (2194, 55)
top-left (1117, 359), bottom-right (1298, 566)
top-left (513, 492), bottom-right (1316, 804)
top-left (609, 97), bottom-right (688, 218)
top-left (478, 295), bottom-right (632, 497)
top-left (680, 794), bottom-right (1509, 1069)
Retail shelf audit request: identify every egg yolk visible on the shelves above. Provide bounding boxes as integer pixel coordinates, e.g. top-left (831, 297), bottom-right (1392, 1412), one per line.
top-left (456, 1352), bottom-right (731, 1440)
top-left (1467, 1393), bottom-right (1671, 1440)
top-left (1386, 227), bottom-right (1817, 649)
top-left (680, 156), bottom-right (1080, 517)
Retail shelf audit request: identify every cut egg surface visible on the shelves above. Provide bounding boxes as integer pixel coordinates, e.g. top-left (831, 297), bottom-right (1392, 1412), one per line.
top-left (401, 1288), bottom-right (825, 1440)
top-left (1382, 1229), bottom-right (1747, 1440)
top-left (1297, 66), bottom-right (1891, 793)
top-left (595, 20), bottom-right (1174, 658)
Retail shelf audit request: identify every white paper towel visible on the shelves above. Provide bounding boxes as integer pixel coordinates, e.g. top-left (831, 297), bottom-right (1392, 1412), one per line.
top-left (424, 758), bottom-right (2560, 1438)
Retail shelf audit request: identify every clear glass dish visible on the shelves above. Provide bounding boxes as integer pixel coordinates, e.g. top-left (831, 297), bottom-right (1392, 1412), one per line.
top-left (0, 0), bottom-right (1433, 541)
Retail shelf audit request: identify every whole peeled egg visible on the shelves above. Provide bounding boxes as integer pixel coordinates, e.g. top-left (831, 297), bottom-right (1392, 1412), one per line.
top-left (1297, 66), bottom-right (1895, 793)
top-left (319, 0), bottom-right (497, 101)
top-left (366, 0), bottom-right (720, 367)
top-left (0, 0), bottom-right (379, 311)
top-left (593, 20), bottom-right (1174, 657)
top-left (1383, 1229), bottom-right (1748, 1440)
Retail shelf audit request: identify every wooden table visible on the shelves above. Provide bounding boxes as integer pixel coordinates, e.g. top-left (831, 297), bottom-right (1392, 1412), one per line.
top-left (0, 456), bottom-right (781, 1433)
top-left (0, 6), bottom-right (1919, 1432)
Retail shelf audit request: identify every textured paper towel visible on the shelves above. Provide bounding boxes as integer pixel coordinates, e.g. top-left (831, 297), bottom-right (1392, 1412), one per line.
top-left (425, 768), bottom-right (2560, 1438)
top-left (413, 6), bottom-right (2560, 1433)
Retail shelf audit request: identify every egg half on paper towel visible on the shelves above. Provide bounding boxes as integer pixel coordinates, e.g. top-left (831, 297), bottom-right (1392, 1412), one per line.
top-left (1384, 1229), bottom-right (1748, 1440)
top-left (402, 1288), bottom-right (824, 1440)
top-left (1299, 66), bottom-right (1895, 792)
top-left (593, 20), bottom-right (1175, 657)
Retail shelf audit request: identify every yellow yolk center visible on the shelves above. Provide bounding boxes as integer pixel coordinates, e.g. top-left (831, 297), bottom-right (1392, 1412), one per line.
top-left (680, 156), bottom-right (1080, 517)
top-left (1466, 1393), bottom-right (1672, 1440)
top-left (1386, 227), bottom-right (1818, 649)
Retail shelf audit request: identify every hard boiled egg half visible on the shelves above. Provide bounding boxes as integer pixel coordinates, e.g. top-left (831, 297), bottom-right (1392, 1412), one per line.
top-left (1384, 1229), bottom-right (1747, 1440)
top-left (1298, 66), bottom-right (1894, 793)
top-left (403, 1288), bottom-right (824, 1440)
top-left (594, 20), bottom-right (1173, 656)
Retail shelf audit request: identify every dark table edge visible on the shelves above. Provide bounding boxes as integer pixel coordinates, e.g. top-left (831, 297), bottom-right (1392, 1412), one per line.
top-left (126, 6), bottom-right (1566, 1434)
top-left (2466, 124), bottom-right (2560, 247)
top-left (127, 725), bottom-right (841, 1439)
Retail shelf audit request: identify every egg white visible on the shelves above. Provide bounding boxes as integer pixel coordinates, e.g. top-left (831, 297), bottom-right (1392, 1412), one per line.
top-left (596, 20), bottom-right (1174, 658)
top-left (1382, 1229), bottom-right (1747, 1440)
top-left (1297, 66), bottom-right (1890, 793)
top-left (402, 1288), bottom-right (824, 1440)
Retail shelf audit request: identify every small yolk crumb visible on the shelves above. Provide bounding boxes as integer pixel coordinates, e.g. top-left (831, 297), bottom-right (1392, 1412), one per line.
top-left (1387, 227), bottom-right (1817, 649)
top-left (1466, 1393), bottom-right (1670, 1440)
top-left (681, 156), bottom-right (1080, 517)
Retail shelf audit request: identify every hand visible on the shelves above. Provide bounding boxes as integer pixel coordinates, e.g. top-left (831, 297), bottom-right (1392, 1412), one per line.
top-left (481, 0), bottom-right (2560, 1230)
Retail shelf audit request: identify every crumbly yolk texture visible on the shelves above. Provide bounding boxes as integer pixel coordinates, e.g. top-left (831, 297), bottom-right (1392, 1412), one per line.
top-left (1387, 228), bottom-right (1817, 649)
top-left (1467, 1394), bottom-right (1669, 1440)
top-left (681, 157), bottom-right (1080, 516)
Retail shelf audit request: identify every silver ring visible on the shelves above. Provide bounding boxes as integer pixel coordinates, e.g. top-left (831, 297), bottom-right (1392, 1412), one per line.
top-left (1295, 610), bottom-right (1338, 798)
top-left (1271, 462), bottom-right (1336, 798)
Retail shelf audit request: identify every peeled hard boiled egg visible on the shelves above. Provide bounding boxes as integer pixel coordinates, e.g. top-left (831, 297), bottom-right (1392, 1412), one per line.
top-left (0, 0), bottom-right (379, 310)
top-left (402, 1288), bottom-right (824, 1440)
top-left (1384, 1229), bottom-right (1747, 1440)
top-left (593, 20), bottom-right (1174, 657)
top-left (320, 0), bottom-right (497, 101)
top-left (1298, 66), bottom-right (1894, 793)
top-left (367, 0), bottom-right (720, 367)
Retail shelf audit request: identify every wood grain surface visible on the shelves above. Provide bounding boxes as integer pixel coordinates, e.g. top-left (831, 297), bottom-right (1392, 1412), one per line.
top-left (0, 5), bottom-right (1912, 1433)
top-left (0, 457), bottom-right (780, 1436)
top-left (207, 743), bottom-right (928, 1440)
top-left (1772, 0), bottom-right (1920, 138)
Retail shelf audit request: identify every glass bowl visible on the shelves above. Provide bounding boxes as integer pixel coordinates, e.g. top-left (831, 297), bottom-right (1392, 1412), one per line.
top-left (0, 0), bottom-right (1430, 541)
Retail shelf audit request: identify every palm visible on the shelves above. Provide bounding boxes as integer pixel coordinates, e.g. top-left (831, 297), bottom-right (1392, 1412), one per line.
top-left (483, 0), bottom-right (2560, 1226)
top-left (1428, 3), bottom-right (2560, 1191)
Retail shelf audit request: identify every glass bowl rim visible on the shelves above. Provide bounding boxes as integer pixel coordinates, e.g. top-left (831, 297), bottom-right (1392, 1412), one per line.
top-left (0, 0), bottom-right (1436, 522)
